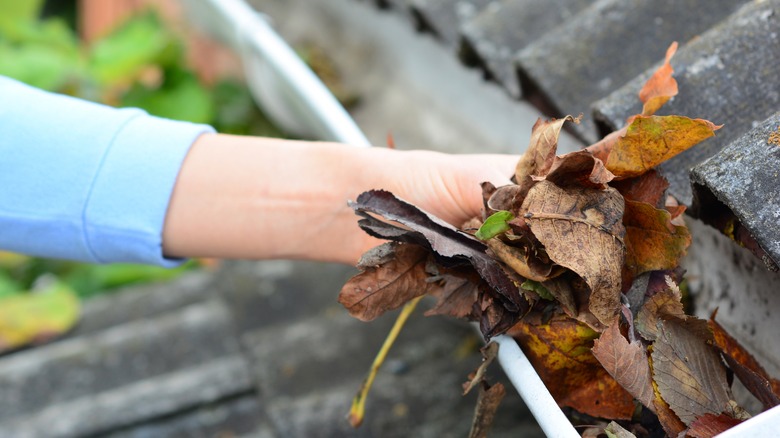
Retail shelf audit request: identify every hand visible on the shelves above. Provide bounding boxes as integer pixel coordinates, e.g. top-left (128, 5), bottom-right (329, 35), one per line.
top-left (162, 135), bottom-right (517, 265)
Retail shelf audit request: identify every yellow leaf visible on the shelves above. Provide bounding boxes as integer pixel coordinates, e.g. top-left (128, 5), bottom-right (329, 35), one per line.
top-left (0, 283), bottom-right (80, 353)
top-left (606, 115), bottom-right (721, 179)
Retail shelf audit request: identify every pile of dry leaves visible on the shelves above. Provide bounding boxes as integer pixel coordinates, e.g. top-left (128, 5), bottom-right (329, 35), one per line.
top-left (338, 43), bottom-right (780, 437)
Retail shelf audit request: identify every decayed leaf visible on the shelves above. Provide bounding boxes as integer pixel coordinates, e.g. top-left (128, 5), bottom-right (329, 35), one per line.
top-left (606, 115), bottom-right (721, 179)
top-left (468, 382), bottom-right (506, 438)
top-left (0, 282), bottom-right (80, 353)
top-left (339, 243), bottom-right (431, 321)
top-left (709, 316), bottom-right (780, 409)
top-left (592, 323), bottom-right (656, 411)
top-left (686, 413), bottom-right (743, 438)
top-left (541, 275), bottom-right (578, 317)
top-left (515, 116), bottom-right (577, 198)
top-left (639, 42), bottom-right (679, 116)
top-left (611, 169), bottom-right (669, 208)
top-left (484, 238), bottom-right (552, 282)
top-left (351, 190), bottom-right (527, 315)
top-left (623, 200), bottom-right (691, 279)
top-left (604, 421), bottom-right (637, 438)
top-left (424, 266), bottom-right (481, 319)
top-left (463, 342), bottom-right (499, 395)
top-left (635, 287), bottom-right (685, 341)
top-left (486, 185), bottom-right (525, 214)
top-left (521, 180), bottom-right (625, 325)
top-left (542, 150), bottom-right (614, 189)
top-left (508, 315), bottom-right (636, 419)
top-left (651, 318), bottom-right (733, 425)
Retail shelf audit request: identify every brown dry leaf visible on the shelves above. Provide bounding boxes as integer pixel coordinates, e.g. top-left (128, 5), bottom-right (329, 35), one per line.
top-left (686, 413), bottom-right (743, 438)
top-left (651, 318), bottom-right (733, 425)
top-left (515, 116), bottom-right (577, 198)
top-left (542, 275), bottom-right (578, 317)
top-left (508, 315), bottom-right (636, 419)
top-left (635, 287), bottom-right (685, 341)
top-left (424, 266), bottom-right (481, 320)
top-left (592, 323), bottom-right (656, 411)
top-left (468, 382), bottom-right (506, 438)
top-left (639, 42), bottom-right (679, 116)
top-left (611, 169), bottom-right (669, 208)
top-left (606, 115), bottom-right (721, 179)
top-left (623, 200), bottom-right (691, 279)
top-left (709, 316), bottom-right (780, 409)
top-left (339, 243), bottom-right (431, 321)
top-left (351, 190), bottom-right (528, 317)
top-left (521, 180), bottom-right (626, 325)
top-left (541, 150), bottom-right (615, 189)
top-left (487, 184), bottom-right (525, 214)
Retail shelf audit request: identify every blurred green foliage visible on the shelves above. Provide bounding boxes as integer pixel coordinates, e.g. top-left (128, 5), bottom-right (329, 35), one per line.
top-left (0, 2), bottom-right (283, 304)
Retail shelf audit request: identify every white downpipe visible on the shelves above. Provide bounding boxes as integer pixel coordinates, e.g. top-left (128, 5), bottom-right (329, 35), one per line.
top-left (180, 0), bottom-right (371, 146)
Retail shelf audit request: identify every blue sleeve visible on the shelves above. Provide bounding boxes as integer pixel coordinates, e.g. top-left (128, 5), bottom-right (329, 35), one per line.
top-left (0, 76), bottom-right (215, 266)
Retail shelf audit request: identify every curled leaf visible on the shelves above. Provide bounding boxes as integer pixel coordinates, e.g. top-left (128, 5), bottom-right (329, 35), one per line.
top-left (521, 180), bottom-right (626, 325)
top-left (606, 115), bottom-right (721, 179)
top-left (639, 42), bottom-right (679, 116)
top-left (708, 316), bottom-right (780, 410)
top-left (468, 382), bottom-right (506, 438)
top-left (350, 190), bottom-right (527, 315)
top-left (542, 150), bottom-right (615, 189)
top-left (515, 116), bottom-right (577, 197)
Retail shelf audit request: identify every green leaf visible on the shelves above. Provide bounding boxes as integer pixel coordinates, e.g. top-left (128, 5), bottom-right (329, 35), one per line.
top-left (89, 11), bottom-right (181, 86)
top-left (521, 280), bottom-right (554, 301)
top-left (475, 210), bottom-right (514, 240)
top-left (121, 68), bottom-right (214, 123)
top-left (0, 282), bottom-right (80, 353)
top-left (0, 41), bottom-right (84, 91)
top-left (0, 0), bottom-right (44, 35)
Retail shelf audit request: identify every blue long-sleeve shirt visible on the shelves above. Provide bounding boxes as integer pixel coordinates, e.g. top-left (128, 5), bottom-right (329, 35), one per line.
top-left (0, 76), bottom-right (214, 266)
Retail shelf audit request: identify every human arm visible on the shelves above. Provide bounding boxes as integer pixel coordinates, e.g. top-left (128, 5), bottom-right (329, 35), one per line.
top-left (162, 134), bottom-right (516, 265)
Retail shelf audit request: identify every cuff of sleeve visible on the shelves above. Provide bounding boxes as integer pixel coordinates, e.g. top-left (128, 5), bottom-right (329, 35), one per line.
top-left (83, 114), bottom-right (215, 267)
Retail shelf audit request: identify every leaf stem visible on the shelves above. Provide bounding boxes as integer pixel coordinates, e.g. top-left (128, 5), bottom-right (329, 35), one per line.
top-left (348, 294), bottom-right (424, 427)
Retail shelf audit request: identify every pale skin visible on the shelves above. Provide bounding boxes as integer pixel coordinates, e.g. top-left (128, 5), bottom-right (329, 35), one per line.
top-left (162, 133), bottom-right (517, 265)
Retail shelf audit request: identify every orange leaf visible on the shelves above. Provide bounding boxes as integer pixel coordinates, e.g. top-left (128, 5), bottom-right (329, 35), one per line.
top-left (592, 323), bottom-right (656, 411)
top-left (709, 316), bottom-right (780, 409)
top-left (606, 115), bottom-right (721, 179)
top-left (639, 42), bottom-right (679, 116)
top-left (623, 200), bottom-right (691, 279)
top-left (508, 315), bottom-right (636, 419)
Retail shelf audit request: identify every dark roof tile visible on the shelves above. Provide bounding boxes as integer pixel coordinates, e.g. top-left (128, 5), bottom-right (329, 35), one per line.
top-left (460, 0), bottom-right (591, 97)
top-left (514, 0), bottom-right (747, 143)
top-left (691, 112), bottom-right (780, 270)
top-left (408, 0), bottom-right (493, 47)
top-left (593, 0), bottom-right (780, 204)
